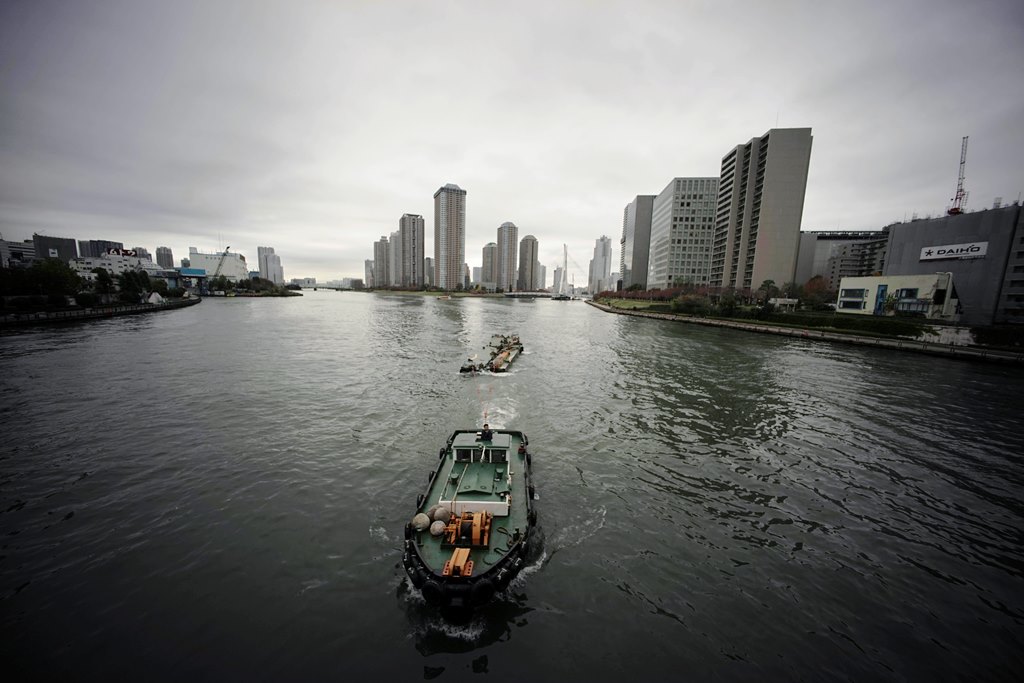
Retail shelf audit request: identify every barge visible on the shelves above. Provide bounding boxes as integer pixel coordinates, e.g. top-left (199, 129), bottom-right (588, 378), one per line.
top-left (403, 429), bottom-right (537, 609)
top-left (460, 334), bottom-right (524, 373)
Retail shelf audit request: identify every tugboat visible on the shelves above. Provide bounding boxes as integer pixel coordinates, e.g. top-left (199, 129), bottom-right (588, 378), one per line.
top-left (403, 428), bottom-right (537, 609)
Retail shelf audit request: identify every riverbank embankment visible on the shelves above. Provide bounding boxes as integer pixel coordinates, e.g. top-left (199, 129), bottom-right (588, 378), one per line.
top-left (0, 296), bottom-right (202, 329)
top-left (587, 301), bottom-right (1024, 364)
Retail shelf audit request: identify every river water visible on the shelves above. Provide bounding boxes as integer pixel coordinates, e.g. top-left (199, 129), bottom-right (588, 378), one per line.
top-left (2, 292), bottom-right (1022, 681)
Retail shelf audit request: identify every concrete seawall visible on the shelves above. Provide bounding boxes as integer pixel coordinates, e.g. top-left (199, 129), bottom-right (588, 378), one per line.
top-left (0, 297), bottom-right (202, 329)
top-left (586, 301), bottom-right (1024, 365)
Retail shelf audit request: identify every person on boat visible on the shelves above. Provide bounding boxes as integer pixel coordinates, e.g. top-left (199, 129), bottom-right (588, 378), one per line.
top-left (480, 424), bottom-right (493, 441)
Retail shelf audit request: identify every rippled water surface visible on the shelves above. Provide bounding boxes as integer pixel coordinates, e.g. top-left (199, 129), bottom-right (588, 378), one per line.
top-left (2, 292), bottom-right (1023, 680)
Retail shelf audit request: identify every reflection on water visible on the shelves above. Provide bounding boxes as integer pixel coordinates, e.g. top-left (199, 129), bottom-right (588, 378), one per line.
top-left (1, 293), bottom-right (1023, 680)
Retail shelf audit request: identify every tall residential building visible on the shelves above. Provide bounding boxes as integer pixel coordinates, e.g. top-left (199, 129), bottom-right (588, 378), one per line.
top-left (517, 235), bottom-right (540, 291)
top-left (588, 235), bottom-right (614, 294)
top-left (133, 247), bottom-right (152, 261)
top-left (373, 236), bottom-right (390, 288)
top-left (434, 183), bottom-right (466, 290)
top-left (538, 264), bottom-right (547, 290)
top-left (364, 259), bottom-right (375, 289)
top-left (389, 230), bottom-right (402, 287)
top-left (481, 242), bottom-right (497, 286)
top-left (400, 213), bottom-right (425, 288)
top-left (78, 239), bottom-right (124, 258)
top-left (620, 195), bottom-right (655, 290)
top-left (257, 246), bottom-right (284, 284)
top-left (424, 257), bottom-right (434, 288)
top-left (647, 177), bottom-right (719, 289)
top-left (710, 127), bottom-right (813, 294)
top-left (155, 246), bottom-right (174, 268)
top-left (496, 222), bottom-right (518, 292)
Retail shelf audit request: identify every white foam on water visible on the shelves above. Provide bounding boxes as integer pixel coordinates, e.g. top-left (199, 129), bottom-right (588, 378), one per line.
top-left (551, 506), bottom-right (607, 550)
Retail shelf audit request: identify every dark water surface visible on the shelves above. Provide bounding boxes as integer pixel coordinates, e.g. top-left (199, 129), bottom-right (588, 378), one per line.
top-left (2, 292), bottom-right (1023, 681)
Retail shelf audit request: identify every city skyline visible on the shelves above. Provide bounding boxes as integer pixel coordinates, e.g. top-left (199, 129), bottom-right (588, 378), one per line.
top-left (1, 1), bottom-right (1022, 282)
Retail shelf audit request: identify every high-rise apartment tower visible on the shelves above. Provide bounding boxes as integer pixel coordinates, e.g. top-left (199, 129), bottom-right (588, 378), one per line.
top-left (710, 128), bottom-right (813, 294)
top-left (434, 183), bottom-right (466, 290)
top-left (496, 222), bottom-right (518, 292)
top-left (517, 235), bottom-right (540, 291)
top-left (621, 195), bottom-right (655, 290)
top-left (400, 213), bottom-right (425, 288)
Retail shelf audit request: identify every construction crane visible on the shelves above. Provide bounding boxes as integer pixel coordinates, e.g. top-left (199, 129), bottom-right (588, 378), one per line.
top-left (213, 246), bottom-right (231, 279)
top-left (948, 136), bottom-right (969, 216)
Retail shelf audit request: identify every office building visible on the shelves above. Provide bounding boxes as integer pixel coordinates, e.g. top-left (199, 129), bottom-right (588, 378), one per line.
top-left (496, 222), bottom-right (518, 292)
top-left (155, 246), bottom-right (174, 268)
top-left (517, 235), bottom-right (540, 291)
top-left (400, 213), bottom-right (425, 288)
top-left (258, 246), bottom-right (284, 284)
top-left (78, 239), bottom-right (124, 258)
top-left (187, 247), bottom-right (249, 281)
top-left (1, 239), bottom-right (36, 268)
top-left (33, 234), bottom-right (78, 261)
top-left (434, 183), bottom-right (466, 290)
top-left (553, 266), bottom-right (565, 295)
top-left (589, 235), bottom-right (615, 294)
top-left (648, 177), bottom-right (719, 289)
top-left (710, 128), bottom-right (813, 294)
top-left (795, 230), bottom-right (887, 288)
top-left (880, 203), bottom-right (1023, 326)
top-left (133, 247), bottom-right (151, 260)
top-left (621, 195), bottom-right (655, 290)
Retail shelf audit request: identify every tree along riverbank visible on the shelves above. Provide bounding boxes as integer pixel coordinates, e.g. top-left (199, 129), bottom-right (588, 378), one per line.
top-left (587, 301), bottom-right (1024, 365)
top-left (0, 296), bottom-right (202, 329)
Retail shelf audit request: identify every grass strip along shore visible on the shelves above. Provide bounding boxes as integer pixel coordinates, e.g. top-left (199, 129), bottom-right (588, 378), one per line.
top-left (587, 300), bottom-right (1024, 365)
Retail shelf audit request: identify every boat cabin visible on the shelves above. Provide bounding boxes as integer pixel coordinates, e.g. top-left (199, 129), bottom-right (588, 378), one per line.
top-left (439, 432), bottom-right (514, 517)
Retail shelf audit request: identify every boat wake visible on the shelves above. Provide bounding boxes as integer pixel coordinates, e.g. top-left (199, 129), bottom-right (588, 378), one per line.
top-left (481, 402), bottom-right (518, 430)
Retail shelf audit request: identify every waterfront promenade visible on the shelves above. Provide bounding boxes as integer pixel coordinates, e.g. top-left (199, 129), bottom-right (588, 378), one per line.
top-left (0, 296), bottom-right (201, 329)
top-left (587, 300), bottom-right (1024, 364)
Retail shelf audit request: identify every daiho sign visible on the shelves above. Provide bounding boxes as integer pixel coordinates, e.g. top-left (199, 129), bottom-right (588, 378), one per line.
top-left (919, 242), bottom-right (988, 261)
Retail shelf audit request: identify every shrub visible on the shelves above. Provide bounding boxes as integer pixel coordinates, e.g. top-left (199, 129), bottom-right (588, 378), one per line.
top-left (75, 292), bottom-right (98, 308)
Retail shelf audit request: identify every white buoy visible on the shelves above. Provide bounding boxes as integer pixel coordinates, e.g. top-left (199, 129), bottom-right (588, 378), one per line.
top-left (429, 520), bottom-right (446, 536)
top-left (412, 513), bottom-right (431, 531)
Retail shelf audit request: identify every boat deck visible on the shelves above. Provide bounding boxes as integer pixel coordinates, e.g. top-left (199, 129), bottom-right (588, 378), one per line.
top-left (414, 431), bottom-right (531, 575)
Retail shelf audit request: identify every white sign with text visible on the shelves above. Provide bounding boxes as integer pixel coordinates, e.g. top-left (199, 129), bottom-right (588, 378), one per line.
top-left (919, 242), bottom-right (988, 261)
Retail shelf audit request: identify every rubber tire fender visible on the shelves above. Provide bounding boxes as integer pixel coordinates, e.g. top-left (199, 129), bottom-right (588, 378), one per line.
top-left (471, 579), bottom-right (496, 606)
top-left (421, 579), bottom-right (444, 605)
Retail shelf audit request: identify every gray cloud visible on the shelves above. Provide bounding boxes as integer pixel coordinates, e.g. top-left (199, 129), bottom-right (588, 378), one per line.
top-left (2, 0), bottom-right (1022, 282)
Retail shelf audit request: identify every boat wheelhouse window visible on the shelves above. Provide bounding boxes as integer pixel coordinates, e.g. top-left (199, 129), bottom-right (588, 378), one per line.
top-left (455, 448), bottom-right (474, 462)
top-left (489, 449), bottom-right (507, 463)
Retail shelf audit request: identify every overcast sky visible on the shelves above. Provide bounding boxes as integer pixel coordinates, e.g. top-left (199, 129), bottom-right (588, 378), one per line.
top-left (2, 0), bottom-right (1022, 283)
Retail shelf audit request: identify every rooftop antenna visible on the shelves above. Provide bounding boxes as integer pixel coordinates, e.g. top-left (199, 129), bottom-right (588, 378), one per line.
top-left (947, 135), bottom-right (969, 215)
